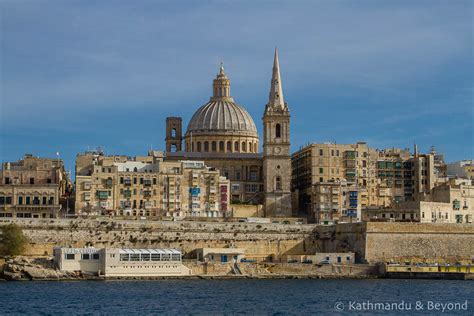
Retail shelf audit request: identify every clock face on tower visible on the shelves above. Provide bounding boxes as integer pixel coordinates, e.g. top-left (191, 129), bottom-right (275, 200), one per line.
top-left (273, 146), bottom-right (282, 154)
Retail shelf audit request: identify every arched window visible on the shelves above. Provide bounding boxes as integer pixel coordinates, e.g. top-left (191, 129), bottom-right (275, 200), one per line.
top-left (227, 141), bottom-right (232, 152)
top-left (242, 142), bottom-right (246, 152)
top-left (211, 141), bottom-right (217, 152)
top-left (275, 124), bottom-right (281, 138)
top-left (197, 142), bottom-right (202, 152)
top-left (248, 142), bottom-right (252, 153)
top-left (204, 141), bottom-right (209, 152)
top-left (234, 141), bottom-right (239, 152)
top-left (275, 176), bottom-right (282, 191)
top-left (134, 167), bottom-right (138, 172)
top-left (219, 141), bottom-right (225, 152)
top-left (171, 128), bottom-right (176, 138)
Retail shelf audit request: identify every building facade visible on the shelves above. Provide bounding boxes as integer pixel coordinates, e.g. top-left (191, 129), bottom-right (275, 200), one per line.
top-left (75, 151), bottom-right (230, 218)
top-left (0, 154), bottom-right (72, 218)
top-left (312, 180), bottom-right (360, 224)
top-left (362, 179), bottom-right (473, 224)
top-left (54, 247), bottom-right (191, 277)
top-left (164, 50), bottom-right (293, 217)
top-left (291, 143), bottom-right (446, 222)
top-left (447, 160), bottom-right (474, 180)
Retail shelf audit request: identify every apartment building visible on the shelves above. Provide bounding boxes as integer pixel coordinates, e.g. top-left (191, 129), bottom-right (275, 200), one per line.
top-left (75, 151), bottom-right (230, 218)
top-left (363, 179), bottom-right (473, 224)
top-left (312, 179), bottom-right (360, 224)
top-left (291, 142), bottom-right (445, 222)
top-left (0, 154), bottom-right (72, 218)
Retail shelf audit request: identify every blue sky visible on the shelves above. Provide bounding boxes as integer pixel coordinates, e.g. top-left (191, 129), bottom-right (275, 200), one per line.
top-left (1, 0), bottom-right (472, 174)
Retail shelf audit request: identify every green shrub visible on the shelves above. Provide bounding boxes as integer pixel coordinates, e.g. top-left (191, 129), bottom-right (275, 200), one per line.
top-left (0, 224), bottom-right (28, 256)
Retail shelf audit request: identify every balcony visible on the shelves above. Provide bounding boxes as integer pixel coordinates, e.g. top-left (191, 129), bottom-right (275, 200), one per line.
top-left (123, 190), bottom-right (132, 198)
top-left (344, 151), bottom-right (356, 159)
top-left (144, 180), bottom-right (152, 187)
top-left (97, 191), bottom-right (109, 199)
top-left (124, 179), bottom-right (132, 186)
top-left (144, 190), bottom-right (152, 198)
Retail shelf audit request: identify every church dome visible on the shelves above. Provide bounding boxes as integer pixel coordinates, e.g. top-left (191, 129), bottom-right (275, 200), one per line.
top-left (186, 100), bottom-right (258, 137)
top-left (185, 64), bottom-right (258, 138)
top-left (184, 64), bottom-right (259, 154)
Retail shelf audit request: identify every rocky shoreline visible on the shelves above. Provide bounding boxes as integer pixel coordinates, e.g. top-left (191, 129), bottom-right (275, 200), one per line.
top-left (1, 256), bottom-right (382, 281)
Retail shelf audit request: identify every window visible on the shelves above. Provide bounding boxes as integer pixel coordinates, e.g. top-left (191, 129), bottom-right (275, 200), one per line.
top-left (134, 178), bottom-right (137, 184)
top-left (242, 142), bottom-right (246, 152)
top-left (48, 197), bottom-right (54, 205)
top-left (42, 197), bottom-right (47, 205)
top-left (82, 253), bottom-right (90, 260)
top-left (65, 253), bottom-right (75, 260)
top-left (47, 179), bottom-right (51, 184)
top-left (5, 177), bottom-right (10, 185)
top-left (29, 178), bottom-right (35, 184)
top-left (18, 196), bottom-right (23, 205)
top-left (120, 254), bottom-right (130, 261)
top-left (197, 142), bottom-right (202, 152)
top-left (235, 171), bottom-right (241, 180)
top-left (319, 149), bottom-right (323, 156)
top-left (204, 141), bottom-right (209, 152)
top-left (26, 197), bottom-right (31, 205)
top-left (319, 168), bottom-right (323, 174)
top-left (234, 141), bottom-right (239, 152)
top-left (275, 124), bottom-right (281, 138)
top-left (275, 177), bottom-right (282, 190)
top-left (227, 141), bottom-right (231, 152)
top-left (120, 177), bottom-right (124, 184)
top-left (211, 141), bottom-right (217, 152)
top-left (219, 141), bottom-right (224, 152)
top-left (346, 256), bottom-right (350, 261)
top-left (92, 253), bottom-right (100, 260)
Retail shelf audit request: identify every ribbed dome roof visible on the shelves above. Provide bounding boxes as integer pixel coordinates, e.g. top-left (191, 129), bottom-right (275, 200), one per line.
top-left (186, 100), bottom-right (258, 136)
top-left (185, 64), bottom-right (258, 138)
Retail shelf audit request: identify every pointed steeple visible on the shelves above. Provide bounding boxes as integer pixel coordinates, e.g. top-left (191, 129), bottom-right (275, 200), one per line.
top-left (268, 47), bottom-right (285, 110)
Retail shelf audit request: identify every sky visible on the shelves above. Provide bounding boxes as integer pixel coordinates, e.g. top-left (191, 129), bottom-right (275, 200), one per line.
top-left (1, 0), bottom-right (473, 175)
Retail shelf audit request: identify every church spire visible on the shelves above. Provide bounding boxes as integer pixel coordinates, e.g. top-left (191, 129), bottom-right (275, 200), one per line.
top-left (268, 47), bottom-right (285, 110)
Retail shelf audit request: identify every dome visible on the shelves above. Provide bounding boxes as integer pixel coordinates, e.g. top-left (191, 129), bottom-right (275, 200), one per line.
top-left (186, 100), bottom-right (258, 137)
top-left (185, 64), bottom-right (258, 138)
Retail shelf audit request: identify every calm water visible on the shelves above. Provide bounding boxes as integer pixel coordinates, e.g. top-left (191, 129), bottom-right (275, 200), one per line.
top-left (0, 279), bottom-right (473, 315)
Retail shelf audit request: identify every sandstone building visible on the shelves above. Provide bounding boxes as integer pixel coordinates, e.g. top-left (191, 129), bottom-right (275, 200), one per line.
top-left (75, 150), bottom-right (229, 218)
top-left (164, 49), bottom-right (293, 217)
top-left (291, 142), bottom-right (447, 223)
top-left (363, 178), bottom-right (473, 224)
top-left (0, 154), bottom-right (72, 218)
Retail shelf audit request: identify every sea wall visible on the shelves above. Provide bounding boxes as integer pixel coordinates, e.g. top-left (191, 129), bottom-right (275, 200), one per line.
top-left (0, 219), bottom-right (321, 261)
top-left (363, 222), bottom-right (474, 264)
top-left (1, 219), bottom-right (473, 265)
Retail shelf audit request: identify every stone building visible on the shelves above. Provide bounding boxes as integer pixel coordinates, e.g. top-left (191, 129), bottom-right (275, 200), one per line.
top-left (447, 160), bottom-right (474, 180)
top-left (291, 142), bottom-right (446, 222)
top-left (362, 178), bottom-right (473, 224)
top-left (75, 150), bottom-right (230, 218)
top-left (311, 179), bottom-right (360, 224)
top-left (0, 154), bottom-right (72, 218)
top-left (164, 49), bottom-right (293, 217)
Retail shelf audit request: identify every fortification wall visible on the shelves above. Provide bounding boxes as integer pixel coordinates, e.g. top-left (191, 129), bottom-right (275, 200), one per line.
top-left (0, 219), bottom-right (320, 260)
top-left (363, 222), bottom-right (474, 264)
top-left (2, 219), bottom-right (472, 265)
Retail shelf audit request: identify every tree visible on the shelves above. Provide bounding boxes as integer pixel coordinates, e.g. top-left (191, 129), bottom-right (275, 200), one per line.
top-left (0, 224), bottom-right (28, 256)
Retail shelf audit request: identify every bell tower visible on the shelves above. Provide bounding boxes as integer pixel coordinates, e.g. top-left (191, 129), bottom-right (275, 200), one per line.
top-left (262, 48), bottom-right (292, 217)
top-left (165, 117), bottom-right (182, 152)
